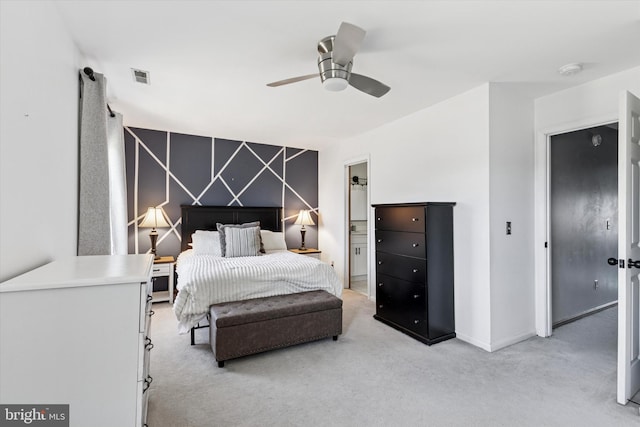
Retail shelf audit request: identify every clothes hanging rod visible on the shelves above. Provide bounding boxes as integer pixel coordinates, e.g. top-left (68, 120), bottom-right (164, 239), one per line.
top-left (82, 67), bottom-right (115, 118)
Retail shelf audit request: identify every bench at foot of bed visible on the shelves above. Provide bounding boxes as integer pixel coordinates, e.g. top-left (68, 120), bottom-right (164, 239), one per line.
top-left (209, 290), bottom-right (342, 367)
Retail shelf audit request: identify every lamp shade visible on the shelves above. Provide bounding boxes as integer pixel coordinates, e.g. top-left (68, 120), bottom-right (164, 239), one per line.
top-left (139, 207), bottom-right (170, 228)
top-left (294, 210), bottom-right (315, 226)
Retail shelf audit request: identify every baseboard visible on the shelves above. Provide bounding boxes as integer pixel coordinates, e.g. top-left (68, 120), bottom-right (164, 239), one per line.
top-left (455, 332), bottom-right (492, 352)
top-left (456, 330), bottom-right (536, 352)
top-left (553, 301), bottom-right (617, 328)
top-left (488, 330), bottom-right (536, 352)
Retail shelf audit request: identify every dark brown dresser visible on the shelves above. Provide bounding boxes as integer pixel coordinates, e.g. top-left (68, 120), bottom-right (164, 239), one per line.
top-left (373, 202), bottom-right (456, 345)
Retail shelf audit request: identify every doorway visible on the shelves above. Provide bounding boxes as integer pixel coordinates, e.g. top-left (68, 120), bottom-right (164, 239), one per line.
top-left (535, 92), bottom-right (640, 404)
top-left (549, 124), bottom-right (618, 328)
top-left (347, 161), bottom-right (369, 295)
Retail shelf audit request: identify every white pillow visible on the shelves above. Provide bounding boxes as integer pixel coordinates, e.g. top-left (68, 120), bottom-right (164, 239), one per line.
top-left (191, 230), bottom-right (222, 256)
top-left (260, 230), bottom-right (287, 251)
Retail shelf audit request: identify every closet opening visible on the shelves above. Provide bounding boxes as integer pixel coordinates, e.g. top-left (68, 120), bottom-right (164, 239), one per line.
top-left (549, 123), bottom-right (618, 329)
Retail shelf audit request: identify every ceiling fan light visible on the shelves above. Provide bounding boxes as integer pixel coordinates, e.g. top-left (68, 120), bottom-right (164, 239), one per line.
top-left (323, 77), bottom-right (349, 92)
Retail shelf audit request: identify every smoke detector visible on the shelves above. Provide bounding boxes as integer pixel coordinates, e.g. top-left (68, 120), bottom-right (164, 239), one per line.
top-left (131, 68), bottom-right (150, 85)
top-left (558, 63), bottom-right (583, 76)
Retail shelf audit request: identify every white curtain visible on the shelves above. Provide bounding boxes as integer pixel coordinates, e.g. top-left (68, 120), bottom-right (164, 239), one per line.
top-left (78, 71), bottom-right (127, 255)
top-left (107, 111), bottom-right (128, 255)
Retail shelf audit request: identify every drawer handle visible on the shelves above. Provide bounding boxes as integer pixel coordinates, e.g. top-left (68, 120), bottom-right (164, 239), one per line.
top-left (413, 294), bottom-right (420, 299)
top-left (153, 268), bottom-right (160, 273)
top-left (379, 304), bottom-right (384, 308)
top-left (414, 320), bottom-right (420, 324)
top-left (149, 310), bottom-right (155, 316)
top-left (378, 261), bottom-right (383, 265)
top-left (145, 336), bottom-right (151, 346)
top-left (143, 375), bottom-right (153, 393)
top-left (412, 243), bottom-right (420, 248)
top-left (378, 283), bottom-right (384, 287)
top-left (412, 218), bottom-right (419, 222)
top-left (377, 217), bottom-right (382, 221)
top-left (412, 268), bottom-right (419, 273)
top-left (146, 295), bottom-right (152, 302)
top-left (377, 239), bottom-right (383, 243)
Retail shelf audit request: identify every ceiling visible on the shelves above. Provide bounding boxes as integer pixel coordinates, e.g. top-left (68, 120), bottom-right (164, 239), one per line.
top-left (54, 0), bottom-right (640, 150)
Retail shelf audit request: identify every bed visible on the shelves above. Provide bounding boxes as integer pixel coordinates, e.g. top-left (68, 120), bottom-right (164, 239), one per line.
top-left (173, 205), bottom-right (343, 334)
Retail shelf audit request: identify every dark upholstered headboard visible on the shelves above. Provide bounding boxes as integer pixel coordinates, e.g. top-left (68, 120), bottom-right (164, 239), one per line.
top-left (180, 205), bottom-right (283, 252)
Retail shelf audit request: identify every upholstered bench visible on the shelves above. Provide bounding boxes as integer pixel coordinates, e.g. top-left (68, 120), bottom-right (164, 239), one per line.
top-left (209, 290), bottom-right (342, 367)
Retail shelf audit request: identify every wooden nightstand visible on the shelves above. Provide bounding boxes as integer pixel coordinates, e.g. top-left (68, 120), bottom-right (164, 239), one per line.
top-left (151, 256), bottom-right (175, 303)
top-left (289, 248), bottom-right (321, 259)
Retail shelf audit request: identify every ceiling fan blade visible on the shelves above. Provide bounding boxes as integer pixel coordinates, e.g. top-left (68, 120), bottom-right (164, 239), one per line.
top-left (267, 73), bottom-right (318, 87)
top-left (349, 73), bottom-right (390, 98)
top-left (333, 22), bottom-right (366, 66)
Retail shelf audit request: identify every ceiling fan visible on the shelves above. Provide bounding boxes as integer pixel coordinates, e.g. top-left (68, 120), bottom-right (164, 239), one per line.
top-left (266, 22), bottom-right (390, 98)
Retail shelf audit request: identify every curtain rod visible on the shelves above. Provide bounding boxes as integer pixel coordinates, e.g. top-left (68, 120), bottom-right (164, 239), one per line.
top-left (82, 67), bottom-right (116, 118)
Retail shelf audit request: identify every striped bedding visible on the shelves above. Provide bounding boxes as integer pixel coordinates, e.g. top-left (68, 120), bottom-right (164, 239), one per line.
top-left (173, 249), bottom-right (343, 333)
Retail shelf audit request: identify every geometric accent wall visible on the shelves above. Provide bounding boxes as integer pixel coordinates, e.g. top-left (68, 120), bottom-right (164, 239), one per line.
top-left (124, 127), bottom-right (318, 257)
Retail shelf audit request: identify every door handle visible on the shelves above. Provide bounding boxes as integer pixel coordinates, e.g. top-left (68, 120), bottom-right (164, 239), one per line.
top-left (608, 258), bottom-right (640, 268)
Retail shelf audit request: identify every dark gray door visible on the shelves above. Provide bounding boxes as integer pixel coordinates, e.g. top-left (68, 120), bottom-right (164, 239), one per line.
top-left (550, 124), bottom-right (618, 326)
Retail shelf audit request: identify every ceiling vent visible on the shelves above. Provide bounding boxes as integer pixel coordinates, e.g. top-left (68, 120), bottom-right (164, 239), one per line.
top-left (131, 68), bottom-right (150, 85)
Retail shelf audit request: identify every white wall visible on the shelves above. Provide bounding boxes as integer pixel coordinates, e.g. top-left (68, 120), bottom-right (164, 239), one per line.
top-left (319, 84), bottom-right (493, 348)
top-left (0, 1), bottom-right (83, 281)
top-left (488, 84), bottom-right (536, 350)
top-left (533, 66), bottom-right (640, 335)
top-left (535, 67), bottom-right (640, 131)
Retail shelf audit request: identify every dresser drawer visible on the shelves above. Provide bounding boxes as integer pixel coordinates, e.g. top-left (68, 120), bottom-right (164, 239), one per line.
top-left (376, 252), bottom-right (426, 283)
top-left (375, 206), bottom-right (425, 232)
top-left (376, 298), bottom-right (427, 335)
top-left (376, 274), bottom-right (426, 332)
top-left (139, 283), bottom-right (152, 333)
top-left (376, 274), bottom-right (425, 306)
top-left (375, 230), bottom-right (426, 258)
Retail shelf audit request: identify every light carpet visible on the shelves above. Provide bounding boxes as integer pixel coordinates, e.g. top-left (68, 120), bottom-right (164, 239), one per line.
top-left (147, 290), bottom-right (638, 426)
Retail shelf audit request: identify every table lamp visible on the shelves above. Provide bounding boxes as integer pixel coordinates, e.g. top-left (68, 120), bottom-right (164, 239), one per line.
top-left (139, 207), bottom-right (170, 259)
top-left (294, 209), bottom-right (315, 251)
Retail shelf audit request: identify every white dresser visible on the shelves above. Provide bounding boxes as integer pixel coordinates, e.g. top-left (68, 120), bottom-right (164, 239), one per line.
top-left (0, 255), bottom-right (154, 427)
